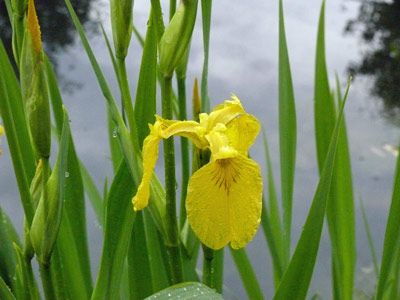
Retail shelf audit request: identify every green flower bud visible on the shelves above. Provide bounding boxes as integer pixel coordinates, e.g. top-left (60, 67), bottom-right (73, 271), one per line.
top-left (30, 110), bottom-right (70, 264)
top-left (175, 43), bottom-right (191, 80)
top-left (159, 0), bottom-right (198, 78)
top-left (110, 0), bottom-right (134, 59)
top-left (20, 0), bottom-right (51, 159)
top-left (24, 160), bottom-right (45, 259)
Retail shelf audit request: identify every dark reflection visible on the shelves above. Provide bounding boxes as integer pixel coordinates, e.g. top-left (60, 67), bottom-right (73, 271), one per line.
top-left (345, 0), bottom-right (400, 122)
top-left (0, 0), bottom-right (97, 71)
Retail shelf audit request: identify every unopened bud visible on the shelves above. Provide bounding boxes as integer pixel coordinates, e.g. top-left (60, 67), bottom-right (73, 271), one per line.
top-left (30, 109), bottom-right (70, 264)
top-left (192, 78), bottom-right (201, 122)
top-left (159, 0), bottom-right (198, 78)
top-left (20, 0), bottom-right (51, 159)
top-left (110, 0), bottom-right (134, 59)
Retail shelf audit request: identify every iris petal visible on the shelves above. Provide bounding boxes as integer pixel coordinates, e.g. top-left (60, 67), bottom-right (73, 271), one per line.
top-left (204, 96), bottom-right (245, 131)
top-left (225, 113), bottom-right (261, 156)
top-left (186, 155), bottom-right (263, 250)
top-left (132, 125), bottom-right (162, 211)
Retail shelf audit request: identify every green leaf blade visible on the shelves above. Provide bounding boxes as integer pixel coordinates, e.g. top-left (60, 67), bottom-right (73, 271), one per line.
top-left (273, 82), bottom-right (351, 300)
top-left (278, 0), bottom-right (297, 268)
top-left (145, 282), bottom-right (225, 300)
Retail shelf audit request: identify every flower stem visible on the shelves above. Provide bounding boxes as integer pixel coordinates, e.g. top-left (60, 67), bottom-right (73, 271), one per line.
top-left (202, 245), bottom-right (214, 288)
top-left (177, 77), bottom-right (190, 229)
top-left (39, 262), bottom-right (56, 300)
top-left (162, 75), bottom-right (183, 283)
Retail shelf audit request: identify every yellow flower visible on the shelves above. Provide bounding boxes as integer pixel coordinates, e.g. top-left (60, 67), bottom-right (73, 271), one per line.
top-left (132, 96), bottom-right (263, 250)
top-left (0, 125), bottom-right (3, 155)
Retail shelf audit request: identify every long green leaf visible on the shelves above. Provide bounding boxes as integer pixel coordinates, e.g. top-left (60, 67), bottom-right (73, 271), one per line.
top-left (230, 248), bottom-right (264, 300)
top-left (14, 245), bottom-right (40, 300)
top-left (149, 0), bottom-right (165, 43)
top-left (200, 0), bottom-right (212, 113)
top-left (134, 11), bottom-right (157, 146)
top-left (128, 211), bottom-right (154, 300)
top-left (92, 159), bottom-right (137, 300)
top-left (142, 209), bottom-right (170, 291)
top-left (261, 130), bottom-right (284, 284)
top-left (314, 3), bottom-right (355, 299)
top-left (145, 282), bottom-right (225, 300)
top-left (278, 0), bottom-right (297, 268)
top-left (0, 38), bottom-right (36, 180)
top-left (99, 22), bottom-right (124, 173)
top-left (273, 82), bottom-right (351, 300)
top-left (0, 207), bottom-right (19, 295)
top-left (0, 41), bottom-right (34, 225)
top-left (0, 277), bottom-right (16, 300)
top-left (45, 56), bottom-right (93, 294)
top-left (79, 162), bottom-right (104, 227)
top-left (375, 141), bottom-right (400, 299)
top-left (360, 198), bottom-right (379, 279)
top-left (64, 0), bottom-right (169, 243)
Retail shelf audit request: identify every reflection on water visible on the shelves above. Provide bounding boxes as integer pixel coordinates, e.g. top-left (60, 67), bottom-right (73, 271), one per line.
top-left (0, 0), bottom-right (97, 70)
top-left (345, 0), bottom-right (400, 123)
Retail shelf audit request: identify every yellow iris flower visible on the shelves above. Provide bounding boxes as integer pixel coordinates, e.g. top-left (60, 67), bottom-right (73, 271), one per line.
top-left (132, 96), bottom-right (263, 250)
top-left (0, 125), bottom-right (3, 155)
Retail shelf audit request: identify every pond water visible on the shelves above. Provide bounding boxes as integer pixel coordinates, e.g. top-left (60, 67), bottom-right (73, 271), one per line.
top-left (1, 0), bottom-right (400, 299)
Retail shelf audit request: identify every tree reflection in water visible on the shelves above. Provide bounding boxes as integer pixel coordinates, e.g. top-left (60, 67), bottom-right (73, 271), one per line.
top-left (0, 0), bottom-right (97, 72)
top-left (345, 0), bottom-right (400, 122)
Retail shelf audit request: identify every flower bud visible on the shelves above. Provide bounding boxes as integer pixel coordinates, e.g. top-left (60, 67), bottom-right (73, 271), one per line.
top-left (192, 78), bottom-right (201, 121)
top-left (159, 0), bottom-right (198, 78)
top-left (110, 0), bottom-right (134, 59)
top-left (24, 160), bottom-right (45, 258)
top-left (175, 44), bottom-right (191, 80)
top-left (20, 0), bottom-right (51, 159)
top-left (30, 110), bottom-right (70, 264)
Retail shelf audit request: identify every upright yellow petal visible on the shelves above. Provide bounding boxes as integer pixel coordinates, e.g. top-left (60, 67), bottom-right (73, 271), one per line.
top-left (225, 113), bottom-right (261, 155)
top-left (186, 155), bottom-right (263, 250)
top-left (132, 125), bottom-right (162, 211)
top-left (204, 96), bottom-right (245, 131)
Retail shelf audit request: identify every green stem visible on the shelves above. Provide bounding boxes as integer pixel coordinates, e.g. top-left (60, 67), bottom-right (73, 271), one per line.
top-left (25, 258), bottom-right (41, 300)
top-left (39, 262), bottom-right (56, 300)
top-left (202, 245), bottom-right (214, 288)
top-left (177, 78), bottom-right (190, 228)
top-left (117, 57), bottom-right (138, 142)
top-left (162, 76), bottom-right (183, 283)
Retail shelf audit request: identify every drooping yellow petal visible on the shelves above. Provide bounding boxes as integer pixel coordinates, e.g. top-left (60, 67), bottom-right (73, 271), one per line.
top-left (225, 113), bottom-right (261, 156)
top-left (132, 117), bottom-right (208, 210)
top-left (156, 116), bottom-right (208, 149)
top-left (186, 155), bottom-right (263, 250)
top-left (132, 124), bottom-right (162, 211)
top-left (202, 95), bottom-right (245, 131)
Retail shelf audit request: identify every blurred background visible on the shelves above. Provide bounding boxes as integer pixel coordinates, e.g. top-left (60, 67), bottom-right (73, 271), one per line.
top-left (1, 0), bottom-right (399, 298)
